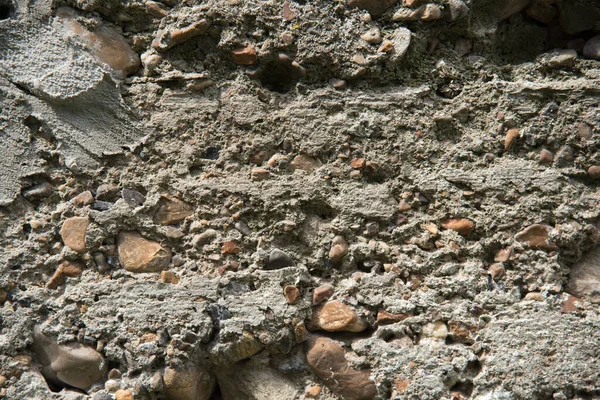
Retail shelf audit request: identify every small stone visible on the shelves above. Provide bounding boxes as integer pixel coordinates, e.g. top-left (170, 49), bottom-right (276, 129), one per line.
top-left (448, 321), bottom-right (474, 344)
top-left (561, 294), bottom-right (580, 313)
top-left (488, 264), bottom-right (505, 280)
top-left (398, 200), bottom-right (411, 211)
top-left (393, 4), bottom-right (442, 21)
top-left (33, 326), bottom-right (107, 391)
top-left (526, 1), bottom-right (556, 24)
top-left (163, 366), bottom-right (216, 400)
top-left (290, 155), bottom-right (321, 172)
top-left (347, 0), bottom-right (397, 17)
top-left (72, 191), bottom-right (94, 207)
top-left (424, 223), bottom-right (438, 236)
top-left (419, 4), bottom-right (442, 20)
top-left (152, 19), bottom-right (211, 52)
top-left (122, 188), bottom-right (145, 207)
top-left (504, 128), bottom-right (520, 150)
top-left (441, 218), bottom-right (474, 236)
top-left (221, 241), bottom-right (241, 255)
top-left (306, 336), bottom-right (377, 400)
top-left (351, 158), bottom-right (366, 169)
top-left (95, 184), bottom-right (119, 200)
top-left (576, 122), bottom-right (593, 140)
top-left (114, 389), bottom-right (134, 400)
top-left (22, 182), bottom-right (53, 200)
top-left (283, 285), bottom-right (301, 304)
top-left (251, 168), bottom-right (270, 181)
top-left (499, 0), bottom-right (529, 21)
top-left (588, 166), bottom-right (600, 179)
top-left (283, 0), bottom-right (299, 21)
top-left (309, 300), bottom-right (367, 332)
top-left (515, 224), bottom-right (557, 251)
top-left (376, 310), bottom-right (409, 325)
top-left (361, 28), bottom-right (382, 44)
top-left (524, 292), bottom-right (544, 301)
top-left (154, 195), bottom-right (194, 225)
top-left (583, 36), bottom-right (600, 60)
top-left (146, 1), bottom-right (167, 17)
top-left (161, 270), bottom-right (179, 284)
top-left (234, 221), bottom-right (251, 236)
top-left (193, 229), bottom-right (218, 247)
top-left (0, 376), bottom-right (6, 388)
top-left (232, 44), bottom-right (258, 65)
top-left (117, 231), bottom-right (172, 272)
top-left (329, 236), bottom-right (348, 264)
top-left (539, 149), bottom-right (554, 164)
top-left (350, 170), bottom-right (361, 179)
top-left (540, 49), bottom-right (577, 68)
top-left (60, 217), bottom-right (90, 253)
top-left (330, 78), bottom-right (347, 90)
top-left (377, 39), bottom-right (394, 53)
top-left (447, 0), bottom-right (469, 21)
top-left (267, 248), bottom-right (295, 269)
top-left (57, 8), bottom-right (140, 77)
top-left (455, 38), bottom-right (471, 57)
top-left (313, 285), bottom-right (334, 305)
top-left (305, 385), bottom-right (322, 398)
top-left (494, 247), bottom-right (513, 262)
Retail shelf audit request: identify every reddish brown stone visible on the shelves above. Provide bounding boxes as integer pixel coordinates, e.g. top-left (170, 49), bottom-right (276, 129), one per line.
top-left (504, 128), bottom-right (519, 150)
top-left (442, 218), bottom-right (475, 236)
top-left (312, 285), bottom-right (334, 305)
top-left (448, 321), bottom-right (475, 344)
top-left (46, 261), bottom-right (84, 289)
top-left (306, 336), bottom-right (377, 400)
top-left (539, 149), bottom-right (554, 164)
top-left (232, 44), bottom-right (257, 65)
top-left (488, 264), bottom-right (505, 280)
top-left (283, 0), bottom-right (299, 20)
top-left (376, 310), bottom-right (410, 325)
top-left (60, 217), bottom-right (90, 253)
top-left (284, 285), bottom-right (301, 304)
top-left (251, 168), bottom-right (270, 181)
top-left (290, 155), bottom-right (321, 172)
top-left (309, 300), bottom-right (366, 332)
top-left (153, 195), bottom-right (194, 225)
top-left (328, 236), bottom-right (348, 264)
top-left (117, 231), bottom-right (172, 273)
top-left (515, 224), bottom-right (557, 251)
top-left (221, 241), bottom-right (241, 255)
top-left (494, 247), bottom-right (513, 262)
top-left (72, 191), bottom-right (94, 207)
top-left (350, 158), bottom-right (366, 169)
top-left (561, 294), bottom-right (580, 313)
top-left (588, 166), bottom-right (600, 179)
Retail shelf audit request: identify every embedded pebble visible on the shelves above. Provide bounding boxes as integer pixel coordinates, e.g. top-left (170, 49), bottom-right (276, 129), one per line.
top-left (309, 300), bottom-right (367, 332)
top-left (60, 217), bottom-right (90, 253)
top-left (267, 248), bottom-right (295, 269)
top-left (117, 231), bottom-right (172, 272)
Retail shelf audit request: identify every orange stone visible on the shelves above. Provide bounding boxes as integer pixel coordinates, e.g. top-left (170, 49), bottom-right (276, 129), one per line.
top-left (221, 241), bottom-right (241, 254)
top-left (309, 300), bottom-right (366, 332)
top-left (60, 217), bottom-right (90, 253)
top-left (376, 309), bottom-right (409, 325)
top-left (504, 128), bottom-right (519, 150)
top-left (72, 191), bottom-right (94, 207)
top-left (561, 294), bottom-right (580, 313)
top-left (441, 218), bottom-right (474, 236)
top-left (232, 44), bottom-right (257, 65)
top-left (515, 224), bottom-right (557, 251)
top-left (117, 231), bottom-right (172, 273)
top-left (350, 158), bottom-right (366, 169)
top-left (46, 260), bottom-right (84, 289)
top-left (284, 285), bottom-right (301, 304)
top-left (488, 264), bottom-right (505, 280)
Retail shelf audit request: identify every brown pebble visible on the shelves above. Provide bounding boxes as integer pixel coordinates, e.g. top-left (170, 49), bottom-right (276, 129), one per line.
top-left (504, 128), bottom-right (519, 150)
top-left (441, 218), bottom-right (474, 236)
top-left (376, 310), bottom-right (410, 325)
top-left (588, 166), bottom-right (600, 179)
top-left (283, 285), bottom-right (301, 304)
top-left (488, 264), bottom-right (505, 280)
top-left (232, 44), bottom-right (257, 65)
top-left (561, 294), bottom-right (580, 313)
top-left (329, 236), bottom-right (348, 264)
top-left (60, 217), bottom-right (90, 253)
top-left (221, 241), bottom-right (241, 254)
top-left (251, 168), bottom-right (270, 181)
top-left (539, 149), bottom-right (554, 164)
top-left (494, 247), bottom-right (513, 263)
top-left (161, 270), bottom-right (179, 284)
top-left (524, 292), bottom-right (543, 301)
top-left (515, 224), bottom-right (557, 251)
top-left (115, 389), bottom-right (134, 400)
top-left (46, 260), bottom-right (84, 290)
top-left (72, 191), bottom-right (94, 207)
top-left (377, 39), bottom-right (394, 53)
top-left (398, 200), bottom-right (411, 212)
top-left (305, 385), bottom-right (322, 398)
top-left (312, 284), bottom-right (334, 305)
top-left (350, 158), bottom-right (366, 169)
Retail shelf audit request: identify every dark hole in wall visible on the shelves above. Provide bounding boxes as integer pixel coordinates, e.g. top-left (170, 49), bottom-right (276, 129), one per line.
top-left (450, 380), bottom-right (474, 397)
top-left (0, 1), bottom-right (12, 20)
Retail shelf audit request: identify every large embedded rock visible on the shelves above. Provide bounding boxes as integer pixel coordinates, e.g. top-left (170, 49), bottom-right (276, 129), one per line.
top-left (117, 231), bottom-right (172, 272)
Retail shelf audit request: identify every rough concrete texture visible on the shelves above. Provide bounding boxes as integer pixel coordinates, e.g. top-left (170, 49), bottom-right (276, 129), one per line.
top-left (1, 0), bottom-right (600, 399)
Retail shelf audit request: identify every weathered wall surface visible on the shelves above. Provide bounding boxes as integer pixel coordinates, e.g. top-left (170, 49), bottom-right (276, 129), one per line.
top-left (1, 0), bottom-right (600, 399)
